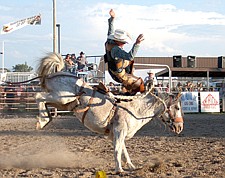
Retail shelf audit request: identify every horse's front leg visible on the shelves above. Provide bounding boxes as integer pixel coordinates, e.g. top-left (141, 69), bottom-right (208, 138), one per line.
top-left (35, 92), bottom-right (52, 129)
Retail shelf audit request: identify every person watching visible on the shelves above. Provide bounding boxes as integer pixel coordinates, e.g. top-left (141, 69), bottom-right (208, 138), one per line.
top-left (77, 51), bottom-right (88, 71)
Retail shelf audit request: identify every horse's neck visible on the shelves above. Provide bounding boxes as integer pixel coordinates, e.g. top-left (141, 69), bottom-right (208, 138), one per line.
top-left (127, 94), bottom-right (165, 118)
top-left (144, 96), bottom-right (165, 117)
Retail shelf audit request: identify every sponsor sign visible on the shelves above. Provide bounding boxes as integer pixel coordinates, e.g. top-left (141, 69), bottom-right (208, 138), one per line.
top-left (1, 14), bottom-right (41, 34)
top-left (200, 92), bottom-right (220, 112)
top-left (181, 92), bottom-right (199, 113)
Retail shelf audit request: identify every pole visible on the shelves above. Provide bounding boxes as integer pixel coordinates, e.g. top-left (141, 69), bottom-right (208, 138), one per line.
top-left (1, 41), bottom-right (4, 73)
top-left (53, 0), bottom-right (57, 53)
top-left (56, 24), bottom-right (60, 53)
top-left (207, 70), bottom-right (209, 91)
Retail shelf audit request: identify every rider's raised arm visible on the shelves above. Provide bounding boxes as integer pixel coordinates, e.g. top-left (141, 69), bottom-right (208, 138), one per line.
top-left (107, 9), bottom-right (115, 36)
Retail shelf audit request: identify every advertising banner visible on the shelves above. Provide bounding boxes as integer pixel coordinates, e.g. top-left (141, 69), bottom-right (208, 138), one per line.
top-left (1, 14), bottom-right (41, 34)
top-left (200, 92), bottom-right (220, 112)
top-left (181, 92), bottom-right (199, 113)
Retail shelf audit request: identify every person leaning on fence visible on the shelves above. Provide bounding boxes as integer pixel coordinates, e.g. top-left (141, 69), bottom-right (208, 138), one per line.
top-left (77, 51), bottom-right (88, 71)
top-left (144, 70), bottom-right (158, 88)
top-left (104, 9), bottom-right (145, 95)
top-left (70, 53), bottom-right (77, 73)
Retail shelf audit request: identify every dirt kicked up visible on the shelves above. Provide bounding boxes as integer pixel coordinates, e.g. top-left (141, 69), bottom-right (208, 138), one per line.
top-left (0, 113), bottom-right (224, 178)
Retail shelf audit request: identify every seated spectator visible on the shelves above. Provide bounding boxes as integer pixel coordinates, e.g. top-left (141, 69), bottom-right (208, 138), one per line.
top-left (77, 51), bottom-right (88, 71)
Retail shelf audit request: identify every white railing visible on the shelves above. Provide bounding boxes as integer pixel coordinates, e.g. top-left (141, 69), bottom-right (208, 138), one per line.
top-left (134, 63), bottom-right (172, 92)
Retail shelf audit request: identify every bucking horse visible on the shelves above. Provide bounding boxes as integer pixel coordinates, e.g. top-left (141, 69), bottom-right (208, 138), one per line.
top-left (35, 53), bottom-right (184, 174)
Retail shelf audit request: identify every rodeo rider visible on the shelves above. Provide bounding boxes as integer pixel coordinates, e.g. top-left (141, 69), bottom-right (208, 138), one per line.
top-left (104, 9), bottom-right (145, 95)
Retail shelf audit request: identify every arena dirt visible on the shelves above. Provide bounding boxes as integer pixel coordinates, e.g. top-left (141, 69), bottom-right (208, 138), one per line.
top-left (0, 113), bottom-right (224, 177)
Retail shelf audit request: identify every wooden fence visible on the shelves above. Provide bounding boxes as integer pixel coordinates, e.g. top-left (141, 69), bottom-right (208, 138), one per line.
top-left (1, 84), bottom-right (224, 116)
top-left (0, 84), bottom-right (40, 115)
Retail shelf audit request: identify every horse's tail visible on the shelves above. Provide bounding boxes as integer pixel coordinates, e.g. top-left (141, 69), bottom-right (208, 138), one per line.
top-left (37, 52), bottom-right (64, 88)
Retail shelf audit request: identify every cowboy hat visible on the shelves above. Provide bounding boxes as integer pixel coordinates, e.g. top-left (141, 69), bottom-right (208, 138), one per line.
top-left (147, 70), bottom-right (154, 74)
top-left (107, 29), bottom-right (132, 44)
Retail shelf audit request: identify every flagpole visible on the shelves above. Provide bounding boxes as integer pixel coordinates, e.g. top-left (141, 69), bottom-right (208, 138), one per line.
top-left (53, 0), bottom-right (57, 53)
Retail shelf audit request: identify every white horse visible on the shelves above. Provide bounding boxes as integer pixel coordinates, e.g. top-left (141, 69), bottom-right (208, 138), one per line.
top-left (35, 53), bottom-right (184, 173)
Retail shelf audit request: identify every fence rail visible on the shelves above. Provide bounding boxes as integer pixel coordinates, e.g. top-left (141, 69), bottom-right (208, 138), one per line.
top-left (0, 84), bottom-right (224, 116)
top-left (0, 85), bottom-right (39, 114)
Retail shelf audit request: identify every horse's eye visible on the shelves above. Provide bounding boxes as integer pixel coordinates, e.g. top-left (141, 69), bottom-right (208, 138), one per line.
top-left (175, 105), bottom-right (180, 110)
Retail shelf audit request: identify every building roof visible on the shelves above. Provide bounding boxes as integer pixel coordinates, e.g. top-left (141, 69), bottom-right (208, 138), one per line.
top-left (98, 56), bottom-right (225, 78)
top-left (157, 67), bottom-right (225, 77)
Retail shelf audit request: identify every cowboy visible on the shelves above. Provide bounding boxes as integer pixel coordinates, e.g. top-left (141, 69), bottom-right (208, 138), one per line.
top-left (104, 9), bottom-right (145, 95)
top-left (144, 70), bottom-right (158, 87)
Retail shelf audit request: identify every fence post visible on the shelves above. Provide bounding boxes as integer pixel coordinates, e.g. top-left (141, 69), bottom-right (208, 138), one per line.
top-left (223, 96), bottom-right (225, 112)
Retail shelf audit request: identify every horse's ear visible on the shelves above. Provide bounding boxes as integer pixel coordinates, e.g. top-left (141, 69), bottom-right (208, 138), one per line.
top-left (176, 92), bottom-right (182, 99)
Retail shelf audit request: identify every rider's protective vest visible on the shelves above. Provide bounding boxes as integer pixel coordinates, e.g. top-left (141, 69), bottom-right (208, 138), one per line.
top-left (104, 42), bottom-right (145, 94)
top-left (105, 43), bottom-right (125, 71)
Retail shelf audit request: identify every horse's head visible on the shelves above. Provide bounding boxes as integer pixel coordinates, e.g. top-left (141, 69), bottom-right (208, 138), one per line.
top-left (160, 92), bottom-right (184, 134)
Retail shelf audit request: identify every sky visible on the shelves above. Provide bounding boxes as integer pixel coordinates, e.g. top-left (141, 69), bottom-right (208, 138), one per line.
top-left (0, 0), bottom-right (225, 71)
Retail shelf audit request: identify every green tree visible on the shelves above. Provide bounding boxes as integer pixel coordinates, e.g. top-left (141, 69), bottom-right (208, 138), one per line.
top-left (12, 62), bottom-right (33, 72)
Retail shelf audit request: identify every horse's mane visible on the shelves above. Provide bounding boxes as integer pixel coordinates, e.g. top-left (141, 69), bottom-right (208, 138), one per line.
top-left (158, 92), bottom-right (181, 103)
top-left (37, 53), bottom-right (65, 88)
top-left (158, 92), bottom-right (170, 101)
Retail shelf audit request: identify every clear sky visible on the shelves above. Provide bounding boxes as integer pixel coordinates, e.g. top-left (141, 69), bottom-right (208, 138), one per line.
top-left (0, 0), bottom-right (225, 70)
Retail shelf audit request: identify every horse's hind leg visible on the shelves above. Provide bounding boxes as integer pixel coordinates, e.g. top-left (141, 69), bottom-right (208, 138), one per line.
top-left (35, 92), bottom-right (80, 129)
top-left (35, 92), bottom-right (52, 129)
top-left (113, 120), bottom-right (127, 173)
top-left (122, 143), bottom-right (136, 171)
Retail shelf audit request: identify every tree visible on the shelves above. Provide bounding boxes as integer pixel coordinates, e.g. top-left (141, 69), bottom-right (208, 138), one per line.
top-left (12, 62), bottom-right (33, 72)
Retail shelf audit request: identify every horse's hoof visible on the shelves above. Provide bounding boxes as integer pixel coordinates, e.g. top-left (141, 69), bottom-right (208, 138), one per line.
top-left (36, 121), bottom-right (41, 130)
top-left (116, 171), bottom-right (129, 176)
top-left (115, 169), bottom-right (124, 175)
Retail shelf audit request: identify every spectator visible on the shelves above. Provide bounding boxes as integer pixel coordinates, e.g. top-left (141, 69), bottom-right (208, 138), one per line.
top-left (71, 53), bottom-right (77, 73)
top-left (71, 53), bottom-right (76, 63)
top-left (144, 70), bottom-right (158, 87)
top-left (77, 51), bottom-right (88, 71)
top-left (64, 54), bottom-right (75, 73)
top-left (197, 82), bottom-right (203, 92)
top-left (108, 82), bottom-right (116, 91)
top-left (165, 83), bottom-right (170, 93)
top-left (176, 82), bottom-right (183, 92)
top-left (157, 82), bottom-right (163, 92)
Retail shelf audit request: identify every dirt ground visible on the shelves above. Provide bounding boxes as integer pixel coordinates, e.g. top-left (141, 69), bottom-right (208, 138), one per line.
top-left (0, 113), bottom-right (224, 178)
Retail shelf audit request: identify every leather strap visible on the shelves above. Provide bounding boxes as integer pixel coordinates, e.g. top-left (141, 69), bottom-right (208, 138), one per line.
top-left (104, 104), bottom-right (117, 134)
top-left (81, 89), bottom-right (96, 124)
